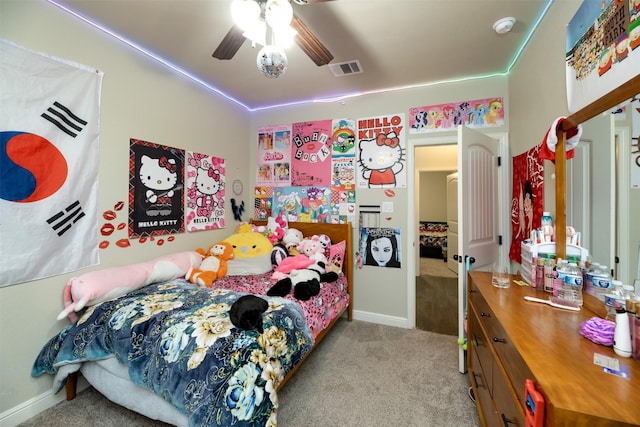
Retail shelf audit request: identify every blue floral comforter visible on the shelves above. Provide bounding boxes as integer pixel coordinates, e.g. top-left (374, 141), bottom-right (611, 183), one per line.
top-left (32, 280), bottom-right (313, 426)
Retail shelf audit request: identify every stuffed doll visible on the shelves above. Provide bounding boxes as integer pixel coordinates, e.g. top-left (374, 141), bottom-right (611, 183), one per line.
top-left (267, 260), bottom-right (339, 301)
top-left (265, 215), bottom-right (287, 244)
top-left (58, 251), bottom-right (202, 322)
top-left (282, 228), bottom-right (303, 256)
top-left (297, 235), bottom-right (327, 263)
top-left (186, 241), bottom-right (234, 287)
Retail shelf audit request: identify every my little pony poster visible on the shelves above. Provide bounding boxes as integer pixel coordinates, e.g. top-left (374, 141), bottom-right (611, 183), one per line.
top-left (185, 151), bottom-right (225, 231)
top-left (408, 97), bottom-right (504, 134)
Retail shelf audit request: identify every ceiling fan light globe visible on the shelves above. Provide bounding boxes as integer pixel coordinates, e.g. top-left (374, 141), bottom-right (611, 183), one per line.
top-left (231, 0), bottom-right (261, 32)
top-left (273, 25), bottom-right (297, 48)
top-left (265, 0), bottom-right (293, 28)
top-left (257, 45), bottom-right (288, 78)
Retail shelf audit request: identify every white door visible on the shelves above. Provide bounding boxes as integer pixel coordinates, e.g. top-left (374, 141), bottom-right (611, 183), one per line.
top-left (457, 126), bottom-right (501, 373)
top-left (446, 173), bottom-right (458, 273)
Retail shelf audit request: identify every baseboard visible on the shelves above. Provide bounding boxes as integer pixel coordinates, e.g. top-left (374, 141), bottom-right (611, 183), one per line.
top-left (0, 378), bottom-right (89, 427)
top-left (352, 309), bottom-right (409, 329)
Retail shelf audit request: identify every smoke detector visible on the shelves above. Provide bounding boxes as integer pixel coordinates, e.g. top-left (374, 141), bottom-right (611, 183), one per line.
top-left (493, 17), bottom-right (516, 34)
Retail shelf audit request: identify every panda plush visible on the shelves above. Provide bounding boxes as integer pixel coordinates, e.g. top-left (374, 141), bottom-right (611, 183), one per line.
top-left (267, 260), bottom-right (338, 301)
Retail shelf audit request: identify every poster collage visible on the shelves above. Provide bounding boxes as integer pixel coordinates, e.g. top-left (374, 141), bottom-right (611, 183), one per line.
top-left (126, 98), bottom-right (504, 260)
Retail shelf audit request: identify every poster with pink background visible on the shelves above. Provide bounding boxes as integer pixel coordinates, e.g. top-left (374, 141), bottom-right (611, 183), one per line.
top-left (185, 151), bottom-right (225, 231)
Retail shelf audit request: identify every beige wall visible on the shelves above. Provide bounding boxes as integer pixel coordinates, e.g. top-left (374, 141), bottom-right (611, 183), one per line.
top-left (419, 171), bottom-right (450, 222)
top-left (0, 0), bottom-right (251, 417)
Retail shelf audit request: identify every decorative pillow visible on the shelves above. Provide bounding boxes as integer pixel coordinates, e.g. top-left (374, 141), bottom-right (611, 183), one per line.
top-left (224, 231), bottom-right (274, 275)
top-left (327, 240), bottom-right (346, 273)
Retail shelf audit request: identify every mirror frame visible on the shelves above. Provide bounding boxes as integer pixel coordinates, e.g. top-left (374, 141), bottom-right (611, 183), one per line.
top-left (553, 74), bottom-right (640, 256)
top-left (553, 74), bottom-right (640, 315)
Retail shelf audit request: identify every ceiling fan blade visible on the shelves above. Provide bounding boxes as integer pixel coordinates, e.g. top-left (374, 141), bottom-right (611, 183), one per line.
top-left (212, 25), bottom-right (246, 60)
top-left (291, 16), bottom-right (333, 66)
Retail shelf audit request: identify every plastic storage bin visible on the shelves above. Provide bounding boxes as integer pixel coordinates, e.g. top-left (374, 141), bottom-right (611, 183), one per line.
top-left (519, 241), bottom-right (589, 286)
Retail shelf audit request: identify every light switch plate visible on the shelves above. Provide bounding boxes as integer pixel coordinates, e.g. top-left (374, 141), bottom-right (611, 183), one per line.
top-left (382, 202), bottom-right (393, 213)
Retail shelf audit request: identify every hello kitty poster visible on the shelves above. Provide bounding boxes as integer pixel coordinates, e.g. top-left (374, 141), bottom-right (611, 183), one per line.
top-left (357, 114), bottom-right (406, 188)
top-left (129, 139), bottom-right (185, 238)
top-left (185, 151), bottom-right (226, 231)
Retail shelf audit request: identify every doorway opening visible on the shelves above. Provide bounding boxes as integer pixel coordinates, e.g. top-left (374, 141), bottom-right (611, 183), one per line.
top-left (414, 145), bottom-right (458, 335)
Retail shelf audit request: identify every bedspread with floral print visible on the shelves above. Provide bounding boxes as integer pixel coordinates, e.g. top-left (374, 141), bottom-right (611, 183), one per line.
top-left (32, 280), bottom-right (313, 427)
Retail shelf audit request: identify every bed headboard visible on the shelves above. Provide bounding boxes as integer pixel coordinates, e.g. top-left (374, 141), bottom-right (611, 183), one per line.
top-left (250, 220), bottom-right (353, 320)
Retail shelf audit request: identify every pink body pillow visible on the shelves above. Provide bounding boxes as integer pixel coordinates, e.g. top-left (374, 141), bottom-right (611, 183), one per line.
top-left (57, 251), bottom-right (202, 322)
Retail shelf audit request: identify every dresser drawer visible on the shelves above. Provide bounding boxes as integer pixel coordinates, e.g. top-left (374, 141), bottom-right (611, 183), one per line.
top-left (469, 337), bottom-right (498, 427)
top-left (468, 304), bottom-right (493, 392)
top-left (487, 318), bottom-right (534, 410)
top-left (492, 362), bottom-right (526, 427)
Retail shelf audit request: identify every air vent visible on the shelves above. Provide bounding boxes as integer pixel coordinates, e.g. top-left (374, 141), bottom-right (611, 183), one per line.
top-left (329, 60), bottom-right (363, 77)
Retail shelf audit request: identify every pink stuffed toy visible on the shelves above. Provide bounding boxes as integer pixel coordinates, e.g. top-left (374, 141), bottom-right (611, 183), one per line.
top-left (265, 215), bottom-right (287, 244)
top-left (297, 235), bottom-right (327, 263)
top-left (57, 251), bottom-right (202, 322)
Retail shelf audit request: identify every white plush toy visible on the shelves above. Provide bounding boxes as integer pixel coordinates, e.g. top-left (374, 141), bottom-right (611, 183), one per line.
top-left (57, 251), bottom-right (202, 322)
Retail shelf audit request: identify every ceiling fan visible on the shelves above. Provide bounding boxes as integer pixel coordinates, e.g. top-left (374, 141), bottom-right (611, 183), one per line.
top-left (212, 0), bottom-right (334, 67)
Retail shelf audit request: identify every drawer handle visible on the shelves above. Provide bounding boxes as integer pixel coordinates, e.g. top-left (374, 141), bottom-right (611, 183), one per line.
top-left (501, 413), bottom-right (516, 426)
top-left (493, 337), bottom-right (506, 344)
top-left (471, 371), bottom-right (482, 389)
top-left (473, 333), bottom-right (483, 347)
top-left (480, 312), bottom-right (491, 317)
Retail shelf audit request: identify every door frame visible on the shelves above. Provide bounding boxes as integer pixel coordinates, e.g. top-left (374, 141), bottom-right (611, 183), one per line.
top-left (407, 131), bottom-right (510, 329)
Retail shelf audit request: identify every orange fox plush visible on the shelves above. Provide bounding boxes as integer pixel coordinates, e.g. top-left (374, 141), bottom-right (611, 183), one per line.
top-left (187, 242), bottom-right (235, 287)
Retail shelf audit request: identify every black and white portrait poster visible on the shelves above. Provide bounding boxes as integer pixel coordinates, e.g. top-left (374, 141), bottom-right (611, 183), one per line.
top-left (360, 227), bottom-right (402, 268)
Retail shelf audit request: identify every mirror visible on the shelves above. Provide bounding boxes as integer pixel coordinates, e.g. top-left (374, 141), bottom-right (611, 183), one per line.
top-left (567, 98), bottom-right (639, 286)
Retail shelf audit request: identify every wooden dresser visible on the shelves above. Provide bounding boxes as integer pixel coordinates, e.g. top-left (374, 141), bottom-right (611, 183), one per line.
top-left (467, 271), bottom-right (640, 426)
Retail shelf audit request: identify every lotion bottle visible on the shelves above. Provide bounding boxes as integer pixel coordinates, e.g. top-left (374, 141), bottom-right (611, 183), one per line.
top-left (614, 305), bottom-right (632, 358)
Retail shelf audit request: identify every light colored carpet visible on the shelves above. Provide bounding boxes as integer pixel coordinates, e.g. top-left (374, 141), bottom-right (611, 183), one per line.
top-left (420, 257), bottom-right (458, 278)
top-left (19, 320), bottom-right (479, 427)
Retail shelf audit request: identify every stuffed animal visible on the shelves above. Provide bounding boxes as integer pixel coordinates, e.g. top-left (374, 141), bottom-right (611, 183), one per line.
top-left (223, 230), bottom-right (273, 275)
top-left (186, 242), bottom-right (234, 287)
top-left (267, 260), bottom-right (339, 301)
top-left (297, 235), bottom-right (327, 263)
top-left (265, 215), bottom-right (287, 244)
top-left (229, 294), bottom-right (269, 333)
top-left (282, 228), bottom-right (303, 255)
top-left (58, 251), bottom-right (202, 322)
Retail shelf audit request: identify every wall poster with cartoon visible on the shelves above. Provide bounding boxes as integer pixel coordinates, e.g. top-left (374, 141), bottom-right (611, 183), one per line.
top-left (185, 151), bottom-right (225, 231)
top-left (360, 227), bottom-right (402, 268)
top-left (129, 138), bottom-right (184, 238)
top-left (408, 97), bottom-right (504, 134)
top-left (357, 113), bottom-right (406, 188)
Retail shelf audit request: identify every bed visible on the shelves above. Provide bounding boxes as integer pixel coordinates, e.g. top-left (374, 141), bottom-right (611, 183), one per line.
top-left (418, 221), bottom-right (448, 259)
top-left (32, 221), bottom-right (353, 427)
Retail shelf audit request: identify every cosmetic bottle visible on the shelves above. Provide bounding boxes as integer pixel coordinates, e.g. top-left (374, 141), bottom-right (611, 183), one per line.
top-left (634, 307), bottom-right (640, 362)
top-left (627, 300), bottom-right (636, 360)
top-left (614, 305), bottom-right (632, 358)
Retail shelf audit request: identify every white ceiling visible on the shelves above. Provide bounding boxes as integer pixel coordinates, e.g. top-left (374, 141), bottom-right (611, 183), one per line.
top-left (51, 0), bottom-right (552, 111)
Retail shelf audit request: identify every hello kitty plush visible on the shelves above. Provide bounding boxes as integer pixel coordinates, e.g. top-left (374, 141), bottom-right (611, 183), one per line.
top-left (194, 166), bottom-right (222, 218)
top-left (139, 154), bottom-right (179, 216)
top-left (358, 131), bottom-right (404, 188)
